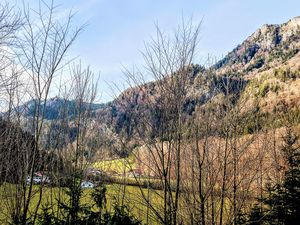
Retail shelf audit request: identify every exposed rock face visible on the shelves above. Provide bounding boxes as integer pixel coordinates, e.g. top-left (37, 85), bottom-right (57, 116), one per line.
top-left (284, 16), bottom-right (300, 37)
top-left (215, 16), bottom-right (300, 74)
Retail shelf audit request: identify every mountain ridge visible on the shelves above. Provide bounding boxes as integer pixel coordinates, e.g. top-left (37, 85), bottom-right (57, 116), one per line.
top-left (93, 16), bottom-right (300, 137)
top-left (14, 17), bottom-right (300, 140)
top-left (15, 97), bottom-right (104, 120)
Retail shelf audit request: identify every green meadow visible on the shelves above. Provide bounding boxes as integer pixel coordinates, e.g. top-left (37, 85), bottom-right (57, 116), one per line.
top-left (0, 183), bottom-right (163, 224)
top-left (93, 155), bottom-right (137, 174)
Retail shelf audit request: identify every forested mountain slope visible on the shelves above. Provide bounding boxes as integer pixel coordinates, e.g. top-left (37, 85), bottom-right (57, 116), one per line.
top-left (95, 17), bottom-right (300, 138)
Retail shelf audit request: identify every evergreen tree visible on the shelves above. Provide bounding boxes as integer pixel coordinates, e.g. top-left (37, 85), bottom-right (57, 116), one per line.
top-left (36, 180), bottom-right (140, 225)
top-left (247, 203), bottom-right (265, 225)
top-left (247, 127), bottom-right (300, 225)
top-left (281, 127), bottom-right (300, 224)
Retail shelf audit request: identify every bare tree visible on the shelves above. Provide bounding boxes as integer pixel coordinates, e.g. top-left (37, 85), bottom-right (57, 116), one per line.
top-left (0, 2), bottom-right (22, 99)
top-left (0, 0), bottom-right (84, 223)
top-left (122, 19), bottom-right (201, 225)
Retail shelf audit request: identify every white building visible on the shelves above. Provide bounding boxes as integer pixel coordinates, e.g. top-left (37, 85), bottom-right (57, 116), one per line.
top-left (81, 181), bottom-right (95, 188)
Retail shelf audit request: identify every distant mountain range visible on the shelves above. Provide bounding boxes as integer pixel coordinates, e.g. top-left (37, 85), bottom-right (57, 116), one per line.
top-left (16, 97), bottom-right (104, 120)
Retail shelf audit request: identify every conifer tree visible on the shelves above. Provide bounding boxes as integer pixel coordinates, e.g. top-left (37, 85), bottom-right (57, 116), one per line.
top-left (247, 127), bottom-right (300, 225)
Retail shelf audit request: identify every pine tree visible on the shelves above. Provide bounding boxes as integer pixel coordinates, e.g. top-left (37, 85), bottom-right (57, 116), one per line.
top-left (247, 127), bottom-right (300, 225)
top-left (247, 203), bottom-right (265, 225)
top-left (281, 127), bottom-right (300, 224)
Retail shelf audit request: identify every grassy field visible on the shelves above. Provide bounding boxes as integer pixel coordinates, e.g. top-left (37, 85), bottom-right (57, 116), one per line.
top-left (0, 183), bottom-right (163, 224)
top-left (93, 154), bottom-right (137, 174)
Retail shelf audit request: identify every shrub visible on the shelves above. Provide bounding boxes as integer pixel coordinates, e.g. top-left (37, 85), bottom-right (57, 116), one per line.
top-left (270, 83), bottom-right (280, 94)
top-left (274, 67), bottom-right (300, 82)
top-left (256, 82), bottom-right (269, 97)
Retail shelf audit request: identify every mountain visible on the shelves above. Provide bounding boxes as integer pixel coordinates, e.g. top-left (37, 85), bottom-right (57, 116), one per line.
top-left (15, 17), bottom-right (300, 143)
top-left (94, 16), bottom-right (300, 137)
top-left (17, 97), bottom-right (104, 120)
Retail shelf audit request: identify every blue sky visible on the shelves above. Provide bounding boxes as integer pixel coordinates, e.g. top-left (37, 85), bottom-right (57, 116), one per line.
top-left (13, 0), bottom-right (300, 102)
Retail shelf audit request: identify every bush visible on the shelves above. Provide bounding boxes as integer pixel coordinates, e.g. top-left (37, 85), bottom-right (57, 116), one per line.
top-left (255, 82), bottom-right (269, 97)
top-left (270, 83), bottom-right (280, 93)
top-left (274, 67), bottom-right (300, 82)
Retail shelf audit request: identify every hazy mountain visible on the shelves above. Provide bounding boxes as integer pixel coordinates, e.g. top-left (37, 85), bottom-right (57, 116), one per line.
top-left (17, 97), bottom-right (104, 120)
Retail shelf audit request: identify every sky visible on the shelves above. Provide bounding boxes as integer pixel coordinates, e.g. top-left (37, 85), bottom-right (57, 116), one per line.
top-left (11, 0), bottom-right (300, 103)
